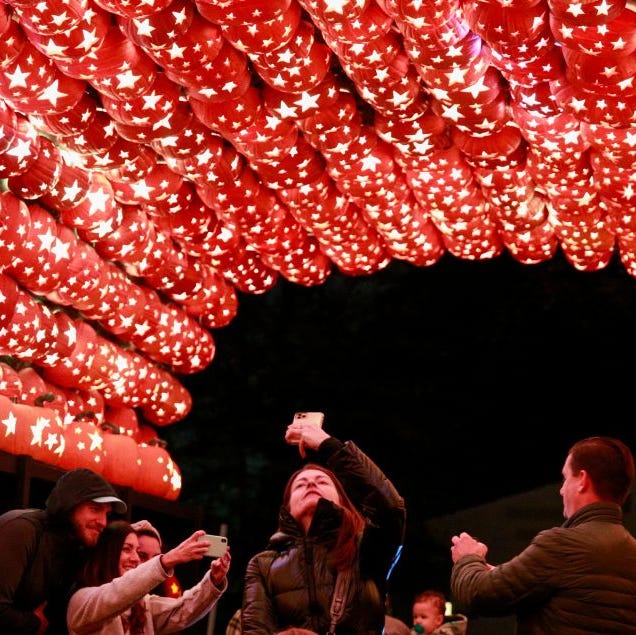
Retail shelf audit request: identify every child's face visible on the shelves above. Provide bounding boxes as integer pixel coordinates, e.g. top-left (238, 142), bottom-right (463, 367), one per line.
top-left (412, 599), bottom-right (444, 634)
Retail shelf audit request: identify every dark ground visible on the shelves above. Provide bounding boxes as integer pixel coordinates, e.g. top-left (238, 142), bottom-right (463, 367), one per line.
top-left (161, 248), bottom-right (636, 629)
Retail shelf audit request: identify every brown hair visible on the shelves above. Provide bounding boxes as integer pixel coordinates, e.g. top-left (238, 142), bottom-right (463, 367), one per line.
top-left (413, 589), bottom-right (446, 616)
top-left (76, 520), bottom-right (146, 633)
top-left (77, 520), bottom-right (132, 587)
top-left (568, 436), bottom-right (635, 504)
top-left (282, 463), bottom-right (365, 570)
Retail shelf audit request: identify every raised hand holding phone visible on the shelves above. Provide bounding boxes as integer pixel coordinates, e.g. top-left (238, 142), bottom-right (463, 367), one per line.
top-left (287, 411), bottom-right (328, 458)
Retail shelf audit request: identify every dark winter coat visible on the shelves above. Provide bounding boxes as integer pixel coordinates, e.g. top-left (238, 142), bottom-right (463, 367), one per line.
top-left (242, 438), bottom-right (406, 635)
top-left (0, 468), bottom-right (124, 635)
top-left (451, 502), bottom-right (636, 634)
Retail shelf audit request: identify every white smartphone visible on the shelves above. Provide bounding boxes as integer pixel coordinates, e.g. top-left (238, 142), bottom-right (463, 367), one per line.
top-left (199, 534), bottom-right (228, 558)
top-left (293, 411), bottom-right (325, 428)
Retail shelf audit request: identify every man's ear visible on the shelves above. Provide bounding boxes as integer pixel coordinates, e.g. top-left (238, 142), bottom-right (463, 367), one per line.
top-left (578, 469), bottom-right (591, 492)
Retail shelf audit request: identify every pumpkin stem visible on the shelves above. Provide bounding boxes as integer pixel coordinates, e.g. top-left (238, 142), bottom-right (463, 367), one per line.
top-left (0, 356), bottom-right (19, 368)
top-left (74, 410), bottom-right (96, 422)
top-left (34, 392), bottom-right (55, 407)
top-left (101, 421), bottom-right (122, 434)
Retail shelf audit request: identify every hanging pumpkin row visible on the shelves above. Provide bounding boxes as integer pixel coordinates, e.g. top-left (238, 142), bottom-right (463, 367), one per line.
top-left (0, 383), bottom-right (183, 500)
top-left (0, 0), bottom-right (636, 496)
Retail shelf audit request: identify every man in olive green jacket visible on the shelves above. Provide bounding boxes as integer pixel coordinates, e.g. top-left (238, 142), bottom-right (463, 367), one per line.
top-left (450, 436), bottom-right (636, 634)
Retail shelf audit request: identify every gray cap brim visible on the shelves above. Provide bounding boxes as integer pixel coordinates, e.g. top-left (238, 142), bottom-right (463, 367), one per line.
top-left (92, 496), bottom-right (127, 514)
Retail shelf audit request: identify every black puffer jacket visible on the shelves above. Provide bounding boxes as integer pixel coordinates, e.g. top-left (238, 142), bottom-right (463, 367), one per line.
top-left (242, 438), bottom-right (406, 634)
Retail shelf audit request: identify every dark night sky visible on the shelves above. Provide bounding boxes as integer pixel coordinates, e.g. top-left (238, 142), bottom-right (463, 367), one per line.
top-left (161, 248), bottom-right (636, 627)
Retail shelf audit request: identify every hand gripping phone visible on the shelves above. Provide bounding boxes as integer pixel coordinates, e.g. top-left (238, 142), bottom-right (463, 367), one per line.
top-left (199, 534), bottom-right (228, 558)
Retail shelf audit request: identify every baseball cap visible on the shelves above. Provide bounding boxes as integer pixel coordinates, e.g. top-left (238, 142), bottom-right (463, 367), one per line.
top-left (92, 495), bottom-right (127, 514)
top-left (46, 468), bottom-right (127, 516)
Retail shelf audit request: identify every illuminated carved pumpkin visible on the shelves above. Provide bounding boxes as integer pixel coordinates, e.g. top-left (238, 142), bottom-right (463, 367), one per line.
top-left (135, 438), bottom-right (172, 499)
top-left (165, 460), bottom-right (182, 501)
top-left (0, 361), bottom-right (22, 401)
top-left (135, 422), bottom-right (158, 444)
top-left (100, 421), bottom-right (140, 487)
top-left (163, 574), bottom-right (183, 598)
top-left (0, 394), bottom-right (18, 453)
top-left (12, 402), bottom-right (64, 465)
top-left (39, 380), bottom-right (70, 424)
top-left (57, 414), bottom-right (104, 473)
top-left (103, 405), bottom-right (138, 438)
top-left (17, 366), bottom-right (49, 406)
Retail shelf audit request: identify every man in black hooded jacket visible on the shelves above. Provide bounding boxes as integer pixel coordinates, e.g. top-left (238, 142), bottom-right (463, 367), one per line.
top-left (0, 467), bottom-right (126, 634)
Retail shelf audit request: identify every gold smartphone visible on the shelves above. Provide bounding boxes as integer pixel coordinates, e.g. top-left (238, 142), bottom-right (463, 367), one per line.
top-left (293, 411), bottom-right (325, 427)
top-left (199, 534), bottom-right (228, 558)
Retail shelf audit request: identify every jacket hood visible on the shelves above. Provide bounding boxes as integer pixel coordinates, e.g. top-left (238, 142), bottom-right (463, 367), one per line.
top-left (45, 468), bottom-right (127, 517)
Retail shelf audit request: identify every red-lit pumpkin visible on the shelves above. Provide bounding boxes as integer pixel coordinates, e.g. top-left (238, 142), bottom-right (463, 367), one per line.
top-left (135, 422), bottom-right (158, 444)
top-left (103, 405), bottom-right (138, 438)
top-left (163, 574), bottom-right (183, 598)
top-left (0, 394), bottom-right (18, 453)
top-left (11, 402), bottom-right (64, 465)
top-left (135, 438), bottom-right (172, 499)
top-left (40, 380), bottom-right (70, 424)
top-left (0, 361), bottom-right (22, 401)
top-left (17, 366), bottom-right (49, 406)
top-left (56, 414), bottom-right (104, 473)
top-left (100, 421), bottom-right (139, 487)
top-left (165, 460), bottom-right (182, 501)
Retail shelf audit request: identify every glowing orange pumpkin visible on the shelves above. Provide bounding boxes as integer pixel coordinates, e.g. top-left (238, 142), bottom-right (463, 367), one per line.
top-left (100, 421), bottom-right (139, 487)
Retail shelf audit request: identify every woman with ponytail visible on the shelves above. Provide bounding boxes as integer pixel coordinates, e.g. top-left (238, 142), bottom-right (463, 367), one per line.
top-left (242, 417), bottom-right (406, 634)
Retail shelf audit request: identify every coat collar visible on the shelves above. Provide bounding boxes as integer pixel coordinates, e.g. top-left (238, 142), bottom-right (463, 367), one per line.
top-left (562, 501), bottom-right (623, 528)
top-left (269, 498), bottom-right (344, 547)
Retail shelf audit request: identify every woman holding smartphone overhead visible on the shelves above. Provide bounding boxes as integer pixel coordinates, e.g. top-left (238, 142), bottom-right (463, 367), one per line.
top-left (66, 520), bottom-right (230, 634)
top-left (241, 414), bottom-right (406, 635)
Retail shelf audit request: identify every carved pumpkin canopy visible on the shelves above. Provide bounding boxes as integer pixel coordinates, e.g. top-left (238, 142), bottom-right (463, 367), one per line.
top-left (0, 0), bottom-right (635, 427)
